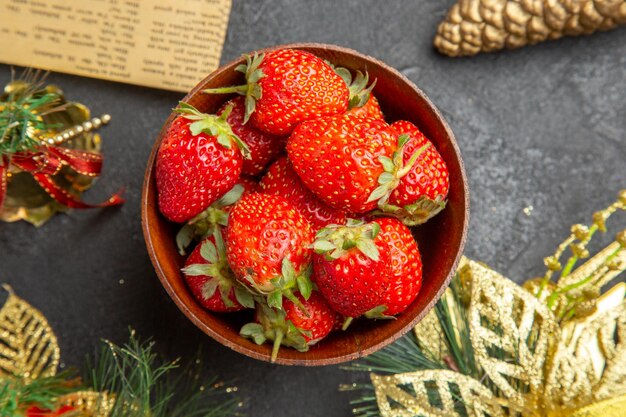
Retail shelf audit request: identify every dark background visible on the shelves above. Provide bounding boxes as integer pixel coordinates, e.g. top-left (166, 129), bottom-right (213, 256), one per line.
top-left (1, 1), bottom-right (625, 416)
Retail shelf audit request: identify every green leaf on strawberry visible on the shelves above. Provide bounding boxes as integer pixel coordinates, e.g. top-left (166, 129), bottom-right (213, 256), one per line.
top-left (175, 101), bottom-right (251, 159)
top-left (241, 293), bottom-right (334, 362)
top-left (366, 134), bottom-right (430, 206)
top-left (182, 230), bottom-right (254, 313)
top-left (314, 219), bottom-right (382, 261)
top-left (175, 183), bottom-right (248, 255)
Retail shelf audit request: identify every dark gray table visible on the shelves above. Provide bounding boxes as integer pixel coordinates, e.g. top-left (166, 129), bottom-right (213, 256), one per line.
top-left (1, 1), bottom-right (625, 416)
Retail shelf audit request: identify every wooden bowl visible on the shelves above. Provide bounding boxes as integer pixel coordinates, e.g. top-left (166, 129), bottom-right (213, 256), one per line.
top-left (142, 43), bottom-right (469, 366)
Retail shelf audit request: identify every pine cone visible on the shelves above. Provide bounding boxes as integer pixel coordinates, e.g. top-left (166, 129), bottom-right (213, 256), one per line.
top-left (434, 0), bottom-right (626, 57)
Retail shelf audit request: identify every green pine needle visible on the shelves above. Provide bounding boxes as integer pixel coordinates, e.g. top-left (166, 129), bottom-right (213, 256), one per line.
top-left (0, 370), bottom-right (80, 416)
top-left (0, 70), bottom-right (63, 157)
top-left (86, 333), bottom-right (240, 417)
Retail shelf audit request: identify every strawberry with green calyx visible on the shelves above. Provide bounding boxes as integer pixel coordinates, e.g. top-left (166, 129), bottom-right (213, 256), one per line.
top-left (259, 156), bottom-right (347, 231)
top-left (332, 67), bottom-right (383, 120)
top-left (182, 230), bottom-right (254, 312)
top-left (377, 121), bottom-right (449, 225)
top-left (240, 292), bottom-right (335, 362)
top-left (368, 217), bottom-right (423, 316)
top-left (312, 219), bottom-right (392, 318)
top-left (218, 96), bottom-right (286, 176)
top-left (156, 102), bottom-right (251, 223)
top-left (176, 176), bottom-right (259, 255)
top-left (287, 114), bottom-right (397, 214)
top-left (226, 193), bottom-right (315, 313)
top-left (346, 93), bottom-right (384, 120)
top-left (365, 131), bottom-right (432, 220)
top-left (203, 49), bottom-right (349, 135)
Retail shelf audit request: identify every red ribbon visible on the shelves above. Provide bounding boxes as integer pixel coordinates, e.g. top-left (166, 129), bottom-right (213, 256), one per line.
top-left (26, 405), bottom-right (75, 417)
top-left (0, 156), bottom-right (7, 211)
top-left (0, 146), bottom-right (123, 211)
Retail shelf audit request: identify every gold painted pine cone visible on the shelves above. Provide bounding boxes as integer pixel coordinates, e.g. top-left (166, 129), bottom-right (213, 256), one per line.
top-left (434, 0), bottom-right (626, 57)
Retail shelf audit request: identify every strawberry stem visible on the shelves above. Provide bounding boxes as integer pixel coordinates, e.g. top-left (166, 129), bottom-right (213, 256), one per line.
top-left (203, 85), bottom-right (249, 95)
top-left (342, 317), bottom-right (354, 331)
top-left (202, 53), bottom-right (265, 124)
top-left (397, 143), bottom-right (430, 178)
top-left (284, 289), bottom-right (310, 318)
top-left (368, 136), bottom-right (430, 207)
top-left (271, 328), bottom-right (284, 362)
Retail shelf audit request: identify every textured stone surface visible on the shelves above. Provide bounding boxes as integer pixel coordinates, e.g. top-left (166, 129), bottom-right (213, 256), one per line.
top-left (0, 1), bottom-right (624, 416)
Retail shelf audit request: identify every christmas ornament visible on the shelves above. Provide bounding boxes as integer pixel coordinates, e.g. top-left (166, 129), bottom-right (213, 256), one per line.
top-left (346, 190), bottom-right (626, 417)
top-left (434, 0), bottom-right (626, 57)
top-left (0, 285), bottom-right (239, 417)
top-left (0, 70), bottom-right (123, 226)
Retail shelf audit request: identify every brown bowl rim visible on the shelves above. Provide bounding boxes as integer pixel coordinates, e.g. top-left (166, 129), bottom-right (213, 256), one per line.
top-left (142, 42), bottom-right (469, 366)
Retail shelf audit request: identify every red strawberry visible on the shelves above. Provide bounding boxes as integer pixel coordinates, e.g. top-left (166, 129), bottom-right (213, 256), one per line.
top-left (287, 114), bottom-right (397, 213)
top-left (380, 120), bottom-right (450, 225)
top-left (226, 193), bottom-right (315, 311)
top-left (259, 157), bottom-right (347, 230)
top-left (312, 219), bottom-right (392, 319)
top-left (182, 230), bottom-right (254, 312)
top-left (370, 217), bottom-right (422, 316)
top-left (176, 176), bottom-right (259, 255)
top-left (241, 292), bottom-right (335, 362)
top-left (218, 97), bottom-right (286, 176)
top-left (204, 49), bottom-right (349, 135)
top-left (332, 312), bottom-right (346, 332)
top-left (156, 102), bottom-right (250, 223)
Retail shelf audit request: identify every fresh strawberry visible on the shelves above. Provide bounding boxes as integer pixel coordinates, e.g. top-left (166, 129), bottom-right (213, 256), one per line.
top-left (312, 219), bottom-right (392, 320)
top-left (332, 312), bottom-right (346, 332)
top-left (182, 230), bottom-right (254, 312)
top-left (259, 156), bottom-right (347, 230)
top-left (156, 102), bottom-right (250, 223)
top-left (204, 49), bottom-right (349, 135)
top-left (346, 94), bottom-right (384, 120)
top-left (241, 292), bottom-right (335, 362)
top-left (226, 193), bottom-right (315, 311)
top-left (370, 217), bottom-right (422, 316)
top-left (26, 406), bottom-right (75, 417)
top-left (176, 176), bottom-right (259, 255)
top-left (378, 120), bottom-right (450, 225)
top-left (287, 114), bottom-right (397, 213)
top-left (218, 97), bottom-right (286, 176)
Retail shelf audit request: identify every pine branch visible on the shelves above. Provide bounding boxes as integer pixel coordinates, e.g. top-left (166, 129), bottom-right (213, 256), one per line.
top-left (86, 332), bottom-right (240, 417)
top-left (0, 370), bottom-right (80, 416)
top-left (0, 70), bottom-right (63, 157)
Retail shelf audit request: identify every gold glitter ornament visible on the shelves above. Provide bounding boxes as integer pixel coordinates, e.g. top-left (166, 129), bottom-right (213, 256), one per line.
top-left (0, 285), bottom-right (110, 417)
top-left (372, 369), bottom-right (504, 417)
top-left (434, 0), bottom-right (626, 57)
top-left (0, 287), bottom-right (237, 417)
top-left (59, 391), bottom-right (115, 417)
top-left (0, 285), bottom-right (60, 382)
top-left (371, 255), bottom-right (626, 417)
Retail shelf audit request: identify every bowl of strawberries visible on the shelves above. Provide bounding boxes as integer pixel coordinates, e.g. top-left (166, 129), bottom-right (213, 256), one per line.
top-left (142, 43), bottom-right (469, 365)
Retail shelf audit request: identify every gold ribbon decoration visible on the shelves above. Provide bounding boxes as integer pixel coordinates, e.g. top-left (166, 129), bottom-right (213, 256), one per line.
top-left (0, 75), bottom-right (121, 227)
top-left (434, 0), bottom-right (626, 57)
